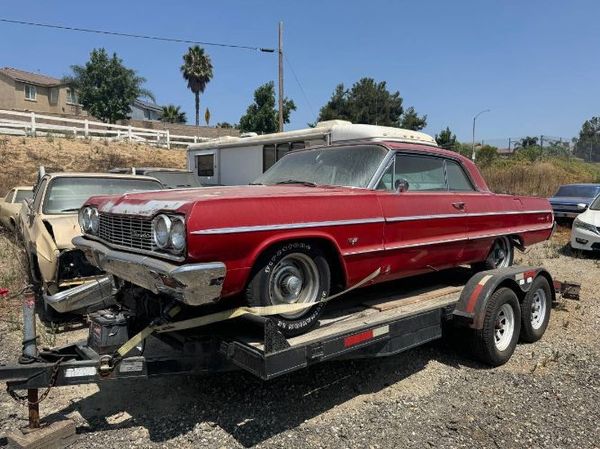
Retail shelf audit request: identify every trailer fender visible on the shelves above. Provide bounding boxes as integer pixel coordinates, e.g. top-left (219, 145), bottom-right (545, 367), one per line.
top-left (452, 267), bottom-right (554, 330)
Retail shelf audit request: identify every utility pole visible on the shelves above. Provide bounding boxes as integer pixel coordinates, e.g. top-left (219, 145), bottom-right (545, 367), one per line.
top-left (278, 21), bottom-right (284, 132)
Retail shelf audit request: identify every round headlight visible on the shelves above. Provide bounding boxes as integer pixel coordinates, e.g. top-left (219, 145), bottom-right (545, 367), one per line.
top-left (153, 214), bottom-right (171, 249)
top-left (79, 207), bottom-right (93, 233)
top-left (169, 217), bottom-right (186, 252)
top-left (90, 208), bottom-right (99, 234)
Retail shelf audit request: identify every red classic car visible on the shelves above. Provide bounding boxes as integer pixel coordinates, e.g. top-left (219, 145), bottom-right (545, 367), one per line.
top-left (73, 141), bottom-right (554, 336)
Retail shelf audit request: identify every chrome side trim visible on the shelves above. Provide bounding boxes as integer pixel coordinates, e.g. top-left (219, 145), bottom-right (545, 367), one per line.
top-left (192, 217), bottom-right (385, 235)
top-left (341, 223), bottom-right (554, 256)
top-left (386, 210), bottom-right (552, 223)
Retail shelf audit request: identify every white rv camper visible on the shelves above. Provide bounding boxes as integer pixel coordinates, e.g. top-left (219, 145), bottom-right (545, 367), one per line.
top-left (186, 120), bottom-right (436, 186)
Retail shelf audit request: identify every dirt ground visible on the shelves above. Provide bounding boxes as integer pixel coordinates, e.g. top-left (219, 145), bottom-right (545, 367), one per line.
top-left (0, 228), bottom-right (598, 448)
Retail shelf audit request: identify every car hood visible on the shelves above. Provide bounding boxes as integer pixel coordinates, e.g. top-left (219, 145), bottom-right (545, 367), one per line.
top-left (549, 196), bottom-right (592, 205)
top-left (578, 208), bottom-right (600, 226)
top-left (87, 185), bottom-right (368, 217)
top-left (43, 214), bottom-right (80, 249)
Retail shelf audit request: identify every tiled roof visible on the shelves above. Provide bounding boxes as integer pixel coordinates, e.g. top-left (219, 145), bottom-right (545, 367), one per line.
top-left (133, 98), bottom-right (163, 112)
top-left (0, 67), bottom-right (64, 87)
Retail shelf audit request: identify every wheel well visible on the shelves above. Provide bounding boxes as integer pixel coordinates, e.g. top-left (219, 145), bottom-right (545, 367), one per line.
top-left (249, 237), bottom-right (347, 293)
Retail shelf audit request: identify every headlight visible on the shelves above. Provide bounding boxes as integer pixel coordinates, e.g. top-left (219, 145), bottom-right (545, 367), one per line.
top-left (153, 214), bottom-right (172, 249)
top-left (90, 208), bottom-right (99, 234)
top-left (78, 206), bottom-right (94, 233)
top-left (574, 217), bottom-right (598, 234)
top-left (169, 217), bottom-right (186, 252)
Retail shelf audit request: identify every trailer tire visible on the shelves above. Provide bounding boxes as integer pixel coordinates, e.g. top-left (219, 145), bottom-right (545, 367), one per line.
top-left (246, 242), bottom-right (330, 337)
top-left (472, 287), bottom-right (521, 366)
top-left (519, 276), bottom-right (552, 343)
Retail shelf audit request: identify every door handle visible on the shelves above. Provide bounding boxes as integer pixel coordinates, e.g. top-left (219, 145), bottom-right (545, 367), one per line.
top-left (452, 202), bottom-right (465, 210)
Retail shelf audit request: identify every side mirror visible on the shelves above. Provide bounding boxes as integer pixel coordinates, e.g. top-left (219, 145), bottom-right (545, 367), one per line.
top-left (576, 203), bottom-right (587, 210)
top-left (395, 178), bottom-right (409, 193)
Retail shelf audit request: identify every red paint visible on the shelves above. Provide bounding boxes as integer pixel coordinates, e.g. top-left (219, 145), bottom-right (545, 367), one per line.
top-left (466, 283), bottom-right (485, 313)
top-left (82, 143), bottom-right (554, 300)
top-left (344, 329), bottom-right (374, 347)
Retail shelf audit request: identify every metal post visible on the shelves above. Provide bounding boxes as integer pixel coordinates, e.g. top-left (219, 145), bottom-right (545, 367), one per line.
top-left (28, 389), bottom-right (40, 429)
top-left (22, 288), bottom-right (38, 361)
top-left (278, 21), bottom-right (284, 133)
top-left (471, 109), bottom-right (490, 162)
top-left (30, 112), bottom-right (36, 137)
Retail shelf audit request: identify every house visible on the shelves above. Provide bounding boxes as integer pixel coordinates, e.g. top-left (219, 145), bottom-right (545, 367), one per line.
top-left (130, 98), bottom-right (163, 121)
top-left (0, 67), bottom-right (84, 116)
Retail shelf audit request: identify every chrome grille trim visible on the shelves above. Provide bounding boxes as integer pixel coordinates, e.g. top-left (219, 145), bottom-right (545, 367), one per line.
top-left (97, 212), bottom-right (155, 251)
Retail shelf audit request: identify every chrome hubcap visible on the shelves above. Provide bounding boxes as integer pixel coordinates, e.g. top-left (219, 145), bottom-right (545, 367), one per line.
top-left (491, 237), bottom-right (512, 268)
top-left (530, 288), bottom-right (547, 330)
top-left (269, 253), bottom-right (320, 318)
top-left (494, 303), bottom-right (515, 351)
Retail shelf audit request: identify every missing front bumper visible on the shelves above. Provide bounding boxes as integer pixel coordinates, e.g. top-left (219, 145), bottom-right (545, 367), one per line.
top-left (72, 236), bottom-right (226, 306)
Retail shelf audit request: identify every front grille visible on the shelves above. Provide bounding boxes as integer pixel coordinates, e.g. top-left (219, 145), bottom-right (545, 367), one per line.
top-left (97, 212), bottom-right (154, 251)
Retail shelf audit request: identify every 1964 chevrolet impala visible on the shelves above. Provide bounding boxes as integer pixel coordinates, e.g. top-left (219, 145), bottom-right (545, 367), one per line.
top-left (73, 139), bottom-right (554, 336)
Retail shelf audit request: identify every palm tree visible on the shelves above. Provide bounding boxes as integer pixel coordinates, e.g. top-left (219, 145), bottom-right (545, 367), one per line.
top-left (160, 105), bottom-right (187, 123)
top-left (181, 46), bottom-right (213, 127)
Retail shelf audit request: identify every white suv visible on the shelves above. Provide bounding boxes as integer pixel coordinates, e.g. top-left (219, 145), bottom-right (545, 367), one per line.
top-left (570, 194), bottom-right (600, 252)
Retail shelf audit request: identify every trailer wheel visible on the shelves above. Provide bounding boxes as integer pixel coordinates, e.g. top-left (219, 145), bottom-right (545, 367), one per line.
top-left (246, 242), bottom-right (330, 337)
top-left (472, 287), bottom-right (521, 366)
top-left (519, 276), bottom-right (552, 343)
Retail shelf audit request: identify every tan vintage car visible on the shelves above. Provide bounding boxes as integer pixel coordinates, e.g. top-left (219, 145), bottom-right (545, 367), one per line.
top-left (0, 186), bottom-right (33, 233)
top-left (21, 171), bottom-right (164, 321)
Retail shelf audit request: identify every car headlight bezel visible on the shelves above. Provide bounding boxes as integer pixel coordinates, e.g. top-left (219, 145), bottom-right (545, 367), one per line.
top-left (169, 216), bottom-right (186, 253)
top-left (78, 206), bottom-right (96, 234)
top-left (574, 217), bottom-right (598, 234)
top-left (153, 214), bottom-right (172, 249)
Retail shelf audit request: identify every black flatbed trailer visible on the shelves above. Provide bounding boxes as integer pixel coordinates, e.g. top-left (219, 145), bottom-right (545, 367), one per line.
top-left (0, 266), bottom-right (580, 394)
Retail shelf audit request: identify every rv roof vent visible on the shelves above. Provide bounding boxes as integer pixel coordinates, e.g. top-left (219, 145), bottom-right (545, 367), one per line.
top-left (315, 120), bottom-right (353, 128)
top-left (240, 132), bottom-right (258, 138)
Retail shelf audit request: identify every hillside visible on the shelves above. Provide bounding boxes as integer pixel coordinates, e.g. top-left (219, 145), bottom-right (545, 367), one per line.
top-left (0, 135), bottom-right (187, 195)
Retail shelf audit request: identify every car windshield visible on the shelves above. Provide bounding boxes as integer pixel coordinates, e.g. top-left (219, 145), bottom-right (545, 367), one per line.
top-left (254, 145), bottom-right (388, 188)
top-left (43, 177), bottom-right (163, 214)
top-left (554, 185), bottom-right (600, 198)
top-left (148, 171), bottom-right (202, 188)
top-left (14, 189), bottom-right (33, 203)
top-left (590, 195), bottom-right (600, 210)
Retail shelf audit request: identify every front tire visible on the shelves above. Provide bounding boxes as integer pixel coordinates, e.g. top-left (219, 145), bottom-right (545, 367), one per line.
top-left (519, 276), bottom-right (552, 343)
top-left (472, 287), bottom-right (521, 366)
top-left (246, 242), bottom-right (330, 337)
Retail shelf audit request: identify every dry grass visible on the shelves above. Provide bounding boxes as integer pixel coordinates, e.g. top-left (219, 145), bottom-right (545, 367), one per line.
top-left (0, 136), bottom-right (186, 195)
top-left (0, 231), bottom-right (29, 326)
top-left (481, 158), bottom-right (600, 197)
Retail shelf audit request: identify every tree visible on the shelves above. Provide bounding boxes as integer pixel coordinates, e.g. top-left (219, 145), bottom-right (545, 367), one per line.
top-left (66, 48), bottom-right (153, 123)
top-left (160, 105), bottom-right (186, 123)
top-left (574, 117), bottom-right (600, 161)
top-left (205, 108), bottom-right (211, 126)
top-left (517, 136), bottom-right (539, 148)
top-left (476, 145), bottom-right (499, 167)
top-left (435, 126), bottom-right (457, 150)
top-left (181, 46), bottom-right (213, 127)
top-left (216, 122), bottom-right (235, 129)
top-left (239, 81), bottom-right (296, 134)
top-left (317, 78), bottom-right (426, 130)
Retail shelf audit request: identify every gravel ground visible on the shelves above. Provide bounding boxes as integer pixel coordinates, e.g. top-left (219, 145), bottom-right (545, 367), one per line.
top-left (0, 230), bottom-right (599, 448)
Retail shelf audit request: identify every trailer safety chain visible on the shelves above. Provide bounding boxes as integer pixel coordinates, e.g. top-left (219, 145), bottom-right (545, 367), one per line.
top-left (8, 356), bottom-right (65, 406)
top-left (103, 267), bottom-right (383, 374)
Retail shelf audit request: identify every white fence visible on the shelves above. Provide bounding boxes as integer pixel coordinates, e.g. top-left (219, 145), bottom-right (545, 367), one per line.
top-left (0, 109), bottom-right (212, 149)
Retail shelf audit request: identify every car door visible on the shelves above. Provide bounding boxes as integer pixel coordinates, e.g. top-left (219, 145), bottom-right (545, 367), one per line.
top-left (376, 152), bottom-right (468, 281)
top-left (448, 158), bottom-right (525, 262)
top-left (23, 178), bottom-right (48, 253)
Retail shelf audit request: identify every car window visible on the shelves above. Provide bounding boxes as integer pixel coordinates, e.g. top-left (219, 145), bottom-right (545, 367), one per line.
top-left (446, 160), bottom-right (474, 191)
top-left (555, 185), bottom-right (600, 197)
top-left (4, 190), bottom-right (14, 202)
top-left (395, 155), bottom-right (446, 191)
top-left (14, 189), bottom-right (33, 203)
top-left (43, 177), bottom-right (163, 214)
top-left (590, 195), bottom-right (600, 210)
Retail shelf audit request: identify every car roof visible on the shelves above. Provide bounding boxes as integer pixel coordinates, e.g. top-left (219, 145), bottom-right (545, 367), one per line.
top-left (13, 185), bottom-right (33, 190)
top-left (43, 172), bottom-right (161, 181)
top-left (558, 183), bottom-right (600, 187)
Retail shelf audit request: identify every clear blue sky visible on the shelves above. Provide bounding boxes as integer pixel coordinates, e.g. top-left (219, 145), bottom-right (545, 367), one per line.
top-left (1, 0), bottom-right (599, 143)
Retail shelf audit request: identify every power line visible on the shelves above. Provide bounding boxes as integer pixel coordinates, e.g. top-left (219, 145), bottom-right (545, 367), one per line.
top-left (284, 54), bottom-right (316, 119)
top-left (0, 17), bottom-right (275, 52)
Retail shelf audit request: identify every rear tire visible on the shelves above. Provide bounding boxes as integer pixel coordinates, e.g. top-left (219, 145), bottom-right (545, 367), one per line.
top-left (246, 242), bottom-right (330, 337)
top-left (519, 276), bottom-right (552, 343)
top-left (472, 236), bottom-right (514, 271)
top-left (472, 287), bottom-right (521, 366)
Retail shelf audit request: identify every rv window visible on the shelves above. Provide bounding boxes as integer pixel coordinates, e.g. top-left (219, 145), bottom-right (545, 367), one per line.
top-left (277, 143), bottom-right (290, 161)
top-left (196, 154), bottom-right (215, 177)
top-left (263, 145), bottom-right (276, 172)
top-left (290, 141), bottom-right (305, 150)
